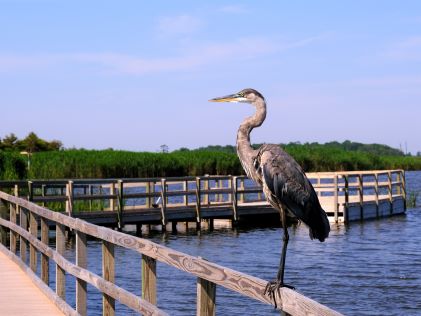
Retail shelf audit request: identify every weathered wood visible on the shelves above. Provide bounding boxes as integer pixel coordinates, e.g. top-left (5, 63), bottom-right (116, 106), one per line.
top-left (66, 181), bottom-right (74, 216)
top-left (232, 176), bottom-right (238, 221)
top-left (109, 182), bottom-right (115, 211)
top-left (160, 179), bottom-right (167, 225)
top-left (117, 180), bottom-right (124, 229)
top-left (56, 223), bottom-right (66, 299)
top-left (0, 218), bottom-right (167, 316)
top-left (388, 171), bottom-right (393, 212)
top-left (142, 254), bottom-right (157, 305)
top-left (102, 240), bottom-right (115, 316)
top-left (9, 202), bottom-right (17, 253)
top-left (0, 243), bottom-right (77, 316)
top-left (195, 177), bottom-right (201, 222)
top-left (28, 181), bottom-right (34, 202)
top-left (76, 230), bottom-right (87, 316)
top-left (197, 277), bottom-right (216, 316)
top-left (184, 180), bottom-right (189, 206)
top-left (333, 174), bottom-right (338, 223)
top-left (0, 196), bottom-right (341, 315)
top-left (29, 211), bottom-right (38, 272)
top-left (41, 217), bottom-right (49, 285)
top-left (374, 174), bottom-right (379, 217)
top-left (20, 207), bottom-right (28, 263)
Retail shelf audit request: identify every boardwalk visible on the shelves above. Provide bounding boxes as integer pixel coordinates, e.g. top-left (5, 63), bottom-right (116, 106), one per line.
top-left (0, 250), bottom-right (63, 316)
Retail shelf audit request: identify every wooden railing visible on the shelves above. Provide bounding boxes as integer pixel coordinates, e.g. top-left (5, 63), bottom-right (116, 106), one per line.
top-left (0, 191), bottom-right (341, 316)
top-left (306, 169), bottom-right (406, 222)
top-left (0, 169), bottom-right (406, 226)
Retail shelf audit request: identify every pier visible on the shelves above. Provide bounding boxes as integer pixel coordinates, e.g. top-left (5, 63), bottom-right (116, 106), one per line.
top-left (0, 169), bottom-right (407, 231)
top-left (0, 190), bottom-right (341, 315)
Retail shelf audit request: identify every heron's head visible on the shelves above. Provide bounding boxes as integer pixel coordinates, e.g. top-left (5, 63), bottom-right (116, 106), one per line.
top-left (209, 88), bottom-right (264, 104)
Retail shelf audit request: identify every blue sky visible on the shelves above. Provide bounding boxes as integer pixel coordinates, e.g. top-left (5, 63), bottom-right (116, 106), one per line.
top-left (1, 1), bottom-right (420, 153)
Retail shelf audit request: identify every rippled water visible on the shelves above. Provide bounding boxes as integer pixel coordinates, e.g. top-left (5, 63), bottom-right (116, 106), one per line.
top-left (55, 171), bottom-right (421, 315)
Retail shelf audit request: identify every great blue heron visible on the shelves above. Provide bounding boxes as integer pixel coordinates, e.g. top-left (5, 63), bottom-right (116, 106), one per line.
top-left (209, 88), bottom-right (330, 305)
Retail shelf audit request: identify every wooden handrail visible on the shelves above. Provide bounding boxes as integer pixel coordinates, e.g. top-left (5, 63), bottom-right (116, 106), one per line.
top-left (0, 191), bottom-right (341, 316)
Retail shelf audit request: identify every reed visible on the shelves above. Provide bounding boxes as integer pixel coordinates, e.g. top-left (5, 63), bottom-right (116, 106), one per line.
top-left (1, 147), bottom-right (420, 180)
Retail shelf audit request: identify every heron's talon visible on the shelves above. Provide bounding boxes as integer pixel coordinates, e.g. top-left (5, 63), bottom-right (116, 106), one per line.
top-left (264, 280), bottom-right (295, 309)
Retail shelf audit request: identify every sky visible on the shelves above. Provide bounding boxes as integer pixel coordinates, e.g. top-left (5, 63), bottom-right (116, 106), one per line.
top-left (1, 1), bottom-right (421, 154)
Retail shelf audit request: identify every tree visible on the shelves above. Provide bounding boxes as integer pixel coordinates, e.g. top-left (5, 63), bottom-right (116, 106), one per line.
top-left (1, 133), bottom-right (18, 150)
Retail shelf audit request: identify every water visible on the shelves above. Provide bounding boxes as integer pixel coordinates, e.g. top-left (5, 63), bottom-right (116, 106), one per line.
top-left (52, 171), bottom-right (421, 315)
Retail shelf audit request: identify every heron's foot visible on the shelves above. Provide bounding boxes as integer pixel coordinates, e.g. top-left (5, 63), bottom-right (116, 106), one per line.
top-left (264, 280), bottom-right (295, 309)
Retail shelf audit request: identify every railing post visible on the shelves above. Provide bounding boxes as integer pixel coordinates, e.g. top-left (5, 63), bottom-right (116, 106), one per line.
top-left (102, 240), bottom-right (115, 316)
top-left (9, 201), bottom-right (17, 253)
top-left (401, 170), bottom-right (407, 209)
top-left (76, 230), bottom-right (87, 316)
top-left (197, 277), bottom-right (216, 316)
top-left (66, 180), bottom-right (74, 217)
top-left (333, 174), bottom-right (338, 224)
top-left (117, 180), bottom-right (124, 230)
top-left (20, 207), bottom-right (28, 263)
top-left (388, 171), bottom-right (393, 213)
top-left (184, 180), bottom-right (189, 206)
top-left (41, 217), bottom-right (49, 285)
top-left (160, 178), bottom-right (167, 226)
top-left (145, 181), bottom-right (151, 208)
top-left (343, 175), bottom-right (349, 224)
top-left (41, 184), bottom-right (46, 207)
top-left (56, 223), bottom-right (66, 299)
top-left (239, 178), bottom-right (245, 203)
top-left (232, 176), bottom-right (238, 222)
top-left (28, 180), bottom-right (33, 202)
top-left (195, 177), bottom-right (201, 226)
top-left (89, 184), bottom-right (93, 211)
top-left (203, 176), bottom-right (209, 206)
top-left (109, 182), bottom-right (115, 211)
top-left (142, 254), bottom-right (157, 305)
top-left (374, 173), bottom-right (379, 217)
top-left (0, 199), bottom-right (6, 246)
top-left (29, 211), bottom-right (38, 272)
top-left (358, 174), bottom-right (363, 219)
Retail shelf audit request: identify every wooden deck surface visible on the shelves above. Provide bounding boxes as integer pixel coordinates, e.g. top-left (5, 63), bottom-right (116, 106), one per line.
top-left (0, 251), bottom-right (63, 316)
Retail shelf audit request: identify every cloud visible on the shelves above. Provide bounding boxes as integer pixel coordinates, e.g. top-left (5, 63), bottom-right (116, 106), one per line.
top-left (156, 15), bottom-right (203, 36)
top-left (383, 36), bottom-right (421, 61)
top-left (0, 34), bottom-right (326, 75)
top-left (219, 5), bottom-right (249, 14)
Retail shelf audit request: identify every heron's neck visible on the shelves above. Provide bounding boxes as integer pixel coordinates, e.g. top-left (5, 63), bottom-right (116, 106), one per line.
top-left (236, 98), bottom-right (266, 164)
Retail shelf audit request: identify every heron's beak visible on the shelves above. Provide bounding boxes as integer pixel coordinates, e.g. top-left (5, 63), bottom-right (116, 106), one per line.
top-left (209, 93), bottom-right (242, 103)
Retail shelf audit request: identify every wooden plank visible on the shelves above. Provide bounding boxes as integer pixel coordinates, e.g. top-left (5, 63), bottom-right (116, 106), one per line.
top-left (0, 243), bottom-right (74, 316)
top-left (0, 218), bottom-right (167, 316)
top-left (197, 277), bottom-right (216, 316)
top-left (102, 240), bottom-right (115, 316)
top-left (29, 211), bottom-right (38, 272)
top-left (76, 231), bottom-right (87, 316)
top-left (56, 223), bottom-right (66, 299)
top-left (41, 217), bottom-right (49, 285)
top-left (142, 254), bottom-right (157, 305)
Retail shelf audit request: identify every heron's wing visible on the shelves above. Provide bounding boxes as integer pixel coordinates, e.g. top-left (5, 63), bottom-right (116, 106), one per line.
top-left (259, 145), bottom-right (330, 241)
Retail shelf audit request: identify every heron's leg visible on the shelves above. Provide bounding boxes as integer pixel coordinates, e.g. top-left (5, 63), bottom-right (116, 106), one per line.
top-left (264, 207), bottom-right (294, 308)
top-left (276, 207), bottom-right (290, 284)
